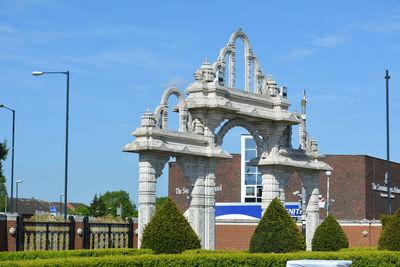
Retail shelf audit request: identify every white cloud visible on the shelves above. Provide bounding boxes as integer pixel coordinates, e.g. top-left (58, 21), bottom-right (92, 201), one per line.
top-left (311, 34), bottom-right (345, 48)
top-left (0, 23), bottom-right (17, 33)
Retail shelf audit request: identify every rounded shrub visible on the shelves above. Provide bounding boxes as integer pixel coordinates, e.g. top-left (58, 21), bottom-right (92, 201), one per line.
top-left (141, 198), bottom-right (201, 254)
top-left (249, 198), bottom-right (305, 253)
top-left (378, 209), bottom-right (400, 251)
top-left (312, 214), bottom-right (348, 251)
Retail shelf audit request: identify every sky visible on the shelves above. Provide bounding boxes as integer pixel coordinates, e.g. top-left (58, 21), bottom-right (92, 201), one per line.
top-left (0, 1), bottom-right (399, 208)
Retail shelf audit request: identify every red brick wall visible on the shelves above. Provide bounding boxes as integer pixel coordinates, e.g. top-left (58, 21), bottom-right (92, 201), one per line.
top-left (74, 221), bottom-right (83, 250)
top-left (365, 156), bottom-right (400, 219)
top-left (6, 218), bottom-right (17, 251)
top-left (216, 224), bottom-right (256, 250)
top-left (342, 224), bottom-right (382, 247)
top-left (216, 223), bottom-right (382, 250)
top-left (169, 155), bottom-right (241, 213)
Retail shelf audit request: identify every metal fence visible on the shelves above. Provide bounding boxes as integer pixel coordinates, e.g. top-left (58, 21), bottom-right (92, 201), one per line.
top-left (16, 216), bottom-right (134, 251)
top-left (17, 216), bottom-right (75, 251)
top-left (83, 217), bottom-right (133, 249)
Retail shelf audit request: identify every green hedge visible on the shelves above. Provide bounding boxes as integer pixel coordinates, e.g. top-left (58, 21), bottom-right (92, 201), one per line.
top-left (2, 250), bottom-right (400, 266)
top-left (0, 248), bottom-right (153, 261)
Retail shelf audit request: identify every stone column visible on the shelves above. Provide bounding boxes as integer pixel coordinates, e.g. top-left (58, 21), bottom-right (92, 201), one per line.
top-left (138, 152), bottom-right (169, 248)
top-left (229, 51), bottom-right (235, 88)
top-left (204, 159), bottom-right (218, 250)
top-left (301, 171), bottom-right (320, 251)
top-left (177, 157), bottom-right (205, 247)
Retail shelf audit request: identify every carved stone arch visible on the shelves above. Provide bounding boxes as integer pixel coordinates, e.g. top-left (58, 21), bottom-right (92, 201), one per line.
top-left (155, 86), bottom-right (190, 132)
top-left (215, 118), bottom-right (263, 155)
top-left (228, 28), bottom-right (251, 50)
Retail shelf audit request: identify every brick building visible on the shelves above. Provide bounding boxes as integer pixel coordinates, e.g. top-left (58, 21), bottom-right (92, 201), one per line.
top-left (169, 136), bottom-right (400, 249)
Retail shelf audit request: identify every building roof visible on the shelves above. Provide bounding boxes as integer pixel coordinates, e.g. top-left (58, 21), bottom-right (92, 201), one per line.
top-left (7, 198), bottom-right (87, 216)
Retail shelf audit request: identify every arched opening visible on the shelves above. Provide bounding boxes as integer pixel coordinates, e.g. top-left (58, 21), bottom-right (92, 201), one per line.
top-left (235, 37), bottom-right (245, 90)
top-left (166, 94), bottom-right (180, 131)
top-left (215, 119), bottom-right (263, 203)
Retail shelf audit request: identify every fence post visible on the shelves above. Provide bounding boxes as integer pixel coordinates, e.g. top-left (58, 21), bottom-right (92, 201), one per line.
top-left (83, 216), bottom-right (90, 249)
top-left (16, 215), bottom-right (24, 251)
top-left (68, 216), bottom-right (75, 250)
top-left (128, 218), bottom-right (133, 248)
top-left (108, 224), bottom-right (112, 248)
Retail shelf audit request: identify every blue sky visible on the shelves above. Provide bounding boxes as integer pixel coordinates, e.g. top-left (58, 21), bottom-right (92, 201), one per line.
top-left (0, 1), bottom-right (399, 207)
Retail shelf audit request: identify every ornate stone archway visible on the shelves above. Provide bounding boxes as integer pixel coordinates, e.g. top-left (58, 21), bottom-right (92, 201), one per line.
top-left (123, 29), bottom-right (331, 250)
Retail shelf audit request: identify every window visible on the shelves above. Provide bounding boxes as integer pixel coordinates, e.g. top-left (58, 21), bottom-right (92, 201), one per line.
top-left (241, 135), bottom-right (262, 202)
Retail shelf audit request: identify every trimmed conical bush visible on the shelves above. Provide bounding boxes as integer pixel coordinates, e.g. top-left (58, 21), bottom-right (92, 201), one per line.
top-left (249, 198), bottom-right (305, 253)
top-left (141, 198), bottom-right (201, 254)
top-left (312, 214), bottom-right (348, 251)
top-left (379, 209), bottom-right (400, 251)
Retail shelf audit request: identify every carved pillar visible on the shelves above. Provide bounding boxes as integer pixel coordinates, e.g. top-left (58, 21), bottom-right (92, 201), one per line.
top-left (160, 105), bottom-right (168, 130)
top-left (245, 52), bottom-right (251, 92)
top-left (179, 106), bottom-right (188, 132)
top-left (137, 152), bottom-right (169, 248)
top-left (177, 157), bottom-right (205, 248)
top-left (300, 171), bottom-right (320, 251)
top-left (258, 167), bottom-right (280, 212)
top-left (204, 159), bottom-right (218, 250)
top-left (229, 51), bottom-right (235, 88)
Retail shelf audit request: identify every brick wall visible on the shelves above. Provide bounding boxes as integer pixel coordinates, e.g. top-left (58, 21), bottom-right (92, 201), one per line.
top-left (169, 155), bottom-right (241, 213)
top-left (216, 222), bottom-right (382, 250)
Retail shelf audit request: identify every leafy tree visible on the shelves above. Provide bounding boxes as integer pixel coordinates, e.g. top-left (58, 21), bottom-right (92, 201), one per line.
top-left (141, 198), bottom-right (201, 254)
top-left (379, 209), bottom-right (400, 251)
top-left (68, 205), bottom-right (90, 216)
top-left (156, 196), bottom-right (168, 210)
top-left (312, 214), bottom-right (348, 251)
top-left (249, 198), bottom-right (305, 253)
top-left (0, 141), bottom-right (9, 211)
top-left (89, 194), bottom-right (106, 217)
top-left (99, 190), bottom-right (137, 218)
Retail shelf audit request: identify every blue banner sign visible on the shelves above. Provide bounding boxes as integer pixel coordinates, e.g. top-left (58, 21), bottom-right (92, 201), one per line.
top-left (215, 202), bottom-right (301, 220)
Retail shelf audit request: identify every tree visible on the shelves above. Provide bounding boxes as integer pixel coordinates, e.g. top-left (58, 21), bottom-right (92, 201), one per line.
top-left (379, 209), bottom-right (400, 251)
top-left (156, 196), bottom-right (168, 210)
top-left (249, 198), bottom-right (305, 253)
top-left (68, 205), bottom-right (90, 216)
top-left (89, 194), bottom-right (106, 217)
top-left (99, 190), bottom-right (137, 218)
top-left (141, 198), bottom-right (201, 254)
top-left (0, 141), bottom-right (9, 211)
top-left (312, 214), bottom-right (348, 251)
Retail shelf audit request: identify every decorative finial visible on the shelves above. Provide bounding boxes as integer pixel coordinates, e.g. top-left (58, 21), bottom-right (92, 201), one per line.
top-left (172, 83), bottom-right (176, 88)
top-left (238, 27), bottom-right (242, 31)
top-left (301, 89), bottom-right (307, 115)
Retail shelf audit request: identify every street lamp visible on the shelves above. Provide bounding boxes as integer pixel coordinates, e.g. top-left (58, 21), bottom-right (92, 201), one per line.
top-left (16, 179), bottom-right (23, 214)
top-left (32, 70), bottom-right (70, 219)
top-left (0, 104), bottom-right (16, 213)
top-left (292, 190), bottom-right (306, 237)
top-left (326, 170), bottom-right (332, 217)
top-left (385, 70), bottom-right (391, 215)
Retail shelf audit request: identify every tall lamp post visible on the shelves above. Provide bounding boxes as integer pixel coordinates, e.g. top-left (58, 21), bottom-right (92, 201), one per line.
top-left (60, 193), bottom-right (64, 215)
top-left (326, 170), bottom-right (332, 217)
top-left (385, 70), bottom-right (391, 215)
top-left (16, 179), bottom-right (23, 214)
top-left (32, 71), bottom-right (70, 219)
top-left (0, 104), bottom-right (16, 213)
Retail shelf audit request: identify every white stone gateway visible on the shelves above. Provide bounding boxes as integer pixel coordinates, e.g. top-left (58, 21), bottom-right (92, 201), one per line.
top-left (123, 29), bottom-right (332, 251)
